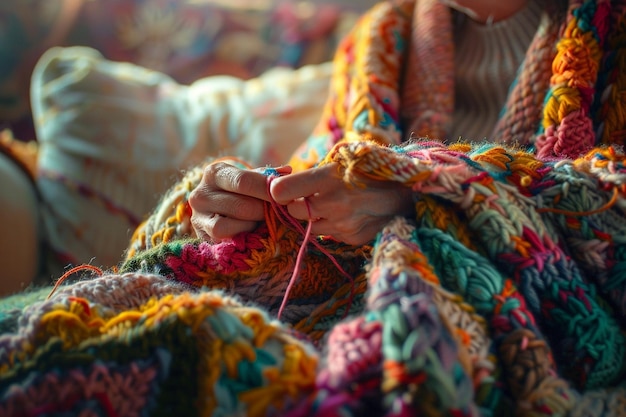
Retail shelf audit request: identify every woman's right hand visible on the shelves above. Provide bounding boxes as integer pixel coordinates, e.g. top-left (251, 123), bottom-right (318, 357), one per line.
top-left (189, 162), bottom-right (291, 242)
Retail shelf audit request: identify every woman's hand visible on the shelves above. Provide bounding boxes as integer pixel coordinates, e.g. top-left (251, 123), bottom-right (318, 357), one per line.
top-left (189, 162), bottom-right (291, 241)
top-left (269, 163), bottom-right (415, 245)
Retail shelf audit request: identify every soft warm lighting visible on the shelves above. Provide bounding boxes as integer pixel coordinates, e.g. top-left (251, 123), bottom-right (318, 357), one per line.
top-left (185, 0), bottom-right (275, 11)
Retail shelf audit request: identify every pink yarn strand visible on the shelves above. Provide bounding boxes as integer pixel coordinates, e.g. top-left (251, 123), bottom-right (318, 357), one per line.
top-left (266, 175), bottom-right (356, 320)
top-left (277, 211), bottom-right (313, 319)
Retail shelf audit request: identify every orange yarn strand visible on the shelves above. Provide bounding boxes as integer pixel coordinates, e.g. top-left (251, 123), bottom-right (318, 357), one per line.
top-left (47, 264), bottom-right (104, 300)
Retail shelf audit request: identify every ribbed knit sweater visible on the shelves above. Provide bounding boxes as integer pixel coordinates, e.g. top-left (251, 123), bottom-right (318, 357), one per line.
top-left (451, 0), bottom-right (543, 141)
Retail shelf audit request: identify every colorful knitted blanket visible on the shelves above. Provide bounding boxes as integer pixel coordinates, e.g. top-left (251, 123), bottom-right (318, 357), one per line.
top-left (3, 0), bottom-right (626, 416)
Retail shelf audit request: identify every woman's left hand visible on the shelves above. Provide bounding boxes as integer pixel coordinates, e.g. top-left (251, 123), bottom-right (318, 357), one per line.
top-left (269, 163), bottom-right (415, 245)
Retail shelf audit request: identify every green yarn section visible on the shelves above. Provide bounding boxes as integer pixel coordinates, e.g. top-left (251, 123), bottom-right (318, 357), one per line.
top-left (146, 317), bottom-right (200, 417)
top-left (416, 227), bottom-right (504, 314)
top-left (119, 238), bottom-right (194, 274)
top-left (0, 286), bottom-right (51, 334)
top-left (607, 244), bottom-right (626, 291)
top-left (216, 347), bottom-right (277, 406)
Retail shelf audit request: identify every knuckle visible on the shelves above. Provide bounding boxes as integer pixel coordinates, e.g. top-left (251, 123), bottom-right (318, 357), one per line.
top-left (232, 170), bottom-right (257, 193)
top-left (190, 215), bottom-right (211, 239)
top-left (190, 213), bottom-right (200, 228)
top-left (204, 162), bottom-right (222, 180)
top-left (207, 162), bottom-right (237, 187)
top-left (190, 215), bottom-right (202, 232)
top-left (188, 185), bottom-right (212, 211)
top-left (188, 187), bottom-right (202, 207)
top-left (211, 218), bottom-right (239, 240)
top-left (229, 169), bottom-right (245, 189)
top-left (230, 198), bottom-right (253, 220)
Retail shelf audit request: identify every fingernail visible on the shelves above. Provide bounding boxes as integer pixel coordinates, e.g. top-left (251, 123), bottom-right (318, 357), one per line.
top-left (275, 165), bottom-right (292, 174)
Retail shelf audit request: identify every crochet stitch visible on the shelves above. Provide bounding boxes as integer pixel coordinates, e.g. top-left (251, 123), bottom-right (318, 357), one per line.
top-left (2, 0), bottom-right (626, 416)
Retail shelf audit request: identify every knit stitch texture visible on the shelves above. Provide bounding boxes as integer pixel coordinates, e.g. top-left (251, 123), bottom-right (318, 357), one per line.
top-left (2, 1), bottom-right (626, 416)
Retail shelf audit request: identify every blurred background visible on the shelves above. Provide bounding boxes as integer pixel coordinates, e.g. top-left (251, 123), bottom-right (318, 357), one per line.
top-left (0, 0), bottom-right (379, 142)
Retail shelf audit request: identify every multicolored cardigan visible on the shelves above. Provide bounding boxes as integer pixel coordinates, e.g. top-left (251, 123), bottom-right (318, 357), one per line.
top-left (2, 0), bottom-right (626, 416)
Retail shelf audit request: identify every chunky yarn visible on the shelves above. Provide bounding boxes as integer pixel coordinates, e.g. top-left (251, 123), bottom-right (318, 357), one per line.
top-left (289, 0), bottom-right (626, 169)
top-left (3, 1), bottom-right (626, 416)
top-left (2, 142), bottom-right (626, 416)
top-left (0, 273), bottom-right (319, 417)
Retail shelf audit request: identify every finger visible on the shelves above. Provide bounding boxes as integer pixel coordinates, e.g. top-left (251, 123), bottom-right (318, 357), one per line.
top-left (276, 165), bottom-right (293, 175)
top-left (270, 165), bottom-right (339, 204)
top-left (285, 198), bottom-right (319, 221)
top-left (206, 162), bottom-right (272, 201)
top-left (189, 188), bottom-right (265, 221)
top-left (252, 165), bottom-right (293, 176)
top-left (285, 188), bottom-right (356, 222)
top-left (192, 213), bottom-right (259, 242)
